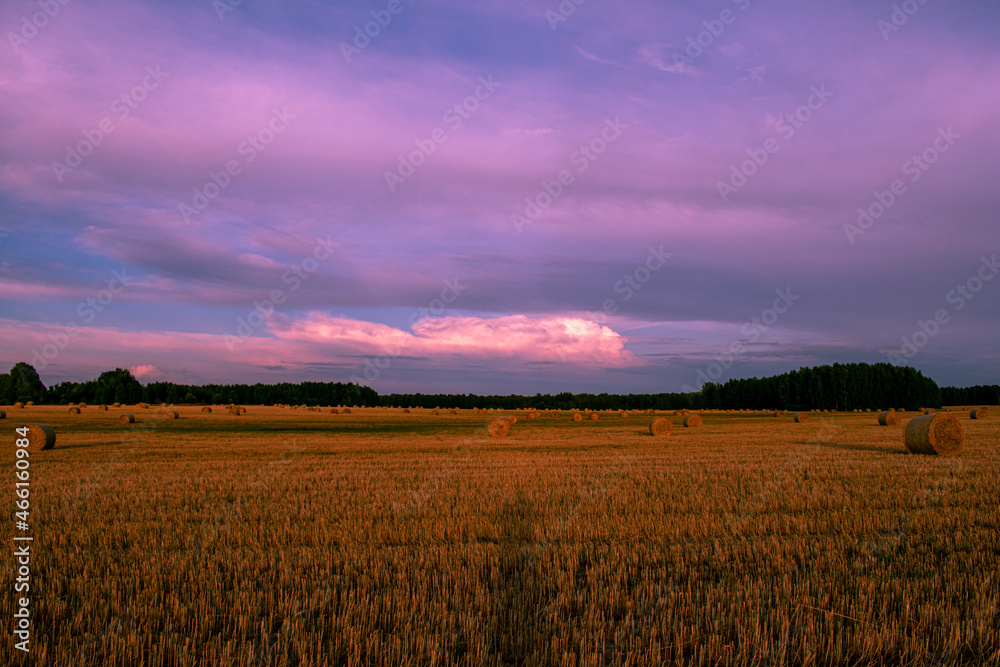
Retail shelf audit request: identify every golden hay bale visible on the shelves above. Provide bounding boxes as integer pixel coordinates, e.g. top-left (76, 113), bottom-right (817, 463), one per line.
top-left (68, 407), bottom-right (81, 414)
top-left (507, 416), bottom-right (518, 424)
top-left (620, 411), bottom-right (629, 418)
top-left (201, 407), bottom-right (212, 414)
top-left (773, 411), bottom-right (784, 418)
top-left (79, 403), bottom-right (88, 408)
top-left (683, 413), bottom-right (703, 428)
top-left (794, 412), bottom-right (809, 423)
top-left (119, 413), bottom-right (135, 424)
top-left (649, 417), bottom-right (673, 437)
top-left (904, 413), bottom-right (964, 456)
top-left (673, 410), bottom-right (682, 416)
top-left (163, 410), bottom-right (179, 420)
top-left (403, 408), bottom-right (410, 413)
top-left (487, 418), bottom-right (511, 437)
top-left (527, 411), bottom-right (537, 420)
top-left (26, 424), bottom-right (56, 451)
top-left (239, 407), bottom-right (247, 414)
top-left (14, 402), bottom-right (23, 408)
top-left (573, 413), bottom-right (583, 422)
top-left (970, 408), bottom-right (988, 420)
top-left (25, 401), bottom-right (34, 407)
top-left (878, 410), bottom-right (900, 426)
top-left (0, 410), bottom-right (6, 419)
top-left (589, 412), bottom-right (599, 421)
top-left (330, 408), bottom-right (339, 414)
top-left (139, 403), bottom-right (149, 409)
top-left (228, 407), bottom-right (241, 416)
top-left (160, 403), bottom-right (167, 408)
top-left (431, 409), bottom-right (439, 415)
top-left (923, 408), bottom-right (936, 415)
top-left (450, 409), bottom-right (458, 415)
top-left (342, 408), bottom-right (351, 414)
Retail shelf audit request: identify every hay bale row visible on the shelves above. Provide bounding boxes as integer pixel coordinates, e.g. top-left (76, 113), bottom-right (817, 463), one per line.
top-left (26, 424), bottom-right (56, 451)
top-left (649, 417), bottom-right (673, 437)
top-left (878, 410), bottom-right (900, 426)
top-left (904, 413), bottom-right (964, 456)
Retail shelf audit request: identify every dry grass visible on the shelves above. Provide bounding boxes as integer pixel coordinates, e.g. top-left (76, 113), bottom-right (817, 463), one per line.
top-left (1, 406), bottom-right (997, 666)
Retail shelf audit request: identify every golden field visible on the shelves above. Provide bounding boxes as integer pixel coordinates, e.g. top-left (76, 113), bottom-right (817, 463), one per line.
top-left (1, 405), bottom-right (998, 666)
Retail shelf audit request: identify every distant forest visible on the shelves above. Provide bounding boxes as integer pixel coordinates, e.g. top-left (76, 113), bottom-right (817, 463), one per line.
top-left (1, 361), bottom-right (997, 411)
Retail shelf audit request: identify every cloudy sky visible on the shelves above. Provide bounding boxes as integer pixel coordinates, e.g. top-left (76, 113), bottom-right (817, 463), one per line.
top-left (1, 0), bottom-right (998, 394)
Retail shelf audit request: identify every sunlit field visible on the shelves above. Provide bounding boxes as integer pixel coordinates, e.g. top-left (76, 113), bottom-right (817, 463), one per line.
top-left (3, 405), bottom-right (998, 666)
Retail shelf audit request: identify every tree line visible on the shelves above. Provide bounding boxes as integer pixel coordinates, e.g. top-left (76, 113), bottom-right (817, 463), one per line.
top-left (1, 361), bottom-right (995, 410)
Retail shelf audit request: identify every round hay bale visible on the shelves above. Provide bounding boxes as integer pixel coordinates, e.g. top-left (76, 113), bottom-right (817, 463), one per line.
top-left (573, 413), bottom-right (583, 422)
top-left (0, 410), bottom-right (6, 419)
top-left (649, 417), bottom-right (673, 437)
top-left (589, 412), bottom-right (599, 421)
top-left (683, 413), bottom-right (703, 428)
top-left (228, 407), bottom-right (241, 416)
top-left (904, 413), bottom-right (964, 456)
top-left (527, 411), bottom-right (537, 420)
top-left (163, 410), bottom-right (179, 420)
top-left (923, 408), bottom-right (937, 415)
top-left (773, 411), bottom-right (784, 418)
top-left (239, 407), bottom-right (247, 414)
top-left (79, 403), bottom-right (88, 408)
top-left (487, 418), bottom-right (511, 438)
top-left (507, 416), bottom-right (517, 424)
top-left (25, 401), bottom-right (34, 407)
top-left (403, 408), bottom-right (410, 414)
top-left (620, 411), bottom-right (629, 418)
top-left (874, 409), bottom-right (890, 424)
top-left (330, 408), bottom-right (339, 414)
top-left (878, 410), bottom-right (900, 426)
top-left (341, 408), bottom-right (351, 414)
top-left (14, 402), bottom-right (23, 409)
top-left (794, 412), bottom-right (809, 423)
top-left (160, 403), bottom-right (167, 408)
top-left (672, 410), bottom-right (682, 417)
top-left (26, 424), bottom-right (56, 451)
top-left (970, 408), bottom-right (988, 420)
top-left (138, 403), bottom-right (149, 409)
top-left (119, 413), bottom-right (135, 424)
top-left (450, 409), bottom-right (458, 415)
top-left (201, 407), bottom-right (212, 414)
top-left (68, 407), bottom-right (81, 414)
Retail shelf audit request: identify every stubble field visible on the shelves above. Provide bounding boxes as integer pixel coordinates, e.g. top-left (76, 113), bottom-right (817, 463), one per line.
top-left (1, 405), bottom-right (998, 666)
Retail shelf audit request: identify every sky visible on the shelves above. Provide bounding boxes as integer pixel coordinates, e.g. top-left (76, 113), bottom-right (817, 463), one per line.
top-left (1, 0), bottom-right (999, 395)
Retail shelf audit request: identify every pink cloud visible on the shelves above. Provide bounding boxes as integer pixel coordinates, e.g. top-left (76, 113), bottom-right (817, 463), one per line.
top-left (272, 313), bottom-right (640, 367)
